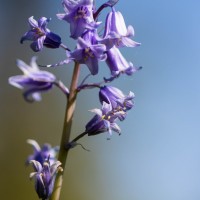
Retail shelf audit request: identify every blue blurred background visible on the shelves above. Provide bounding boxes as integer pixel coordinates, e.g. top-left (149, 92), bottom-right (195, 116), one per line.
top-left (1, 0), bottom-right (200, 199)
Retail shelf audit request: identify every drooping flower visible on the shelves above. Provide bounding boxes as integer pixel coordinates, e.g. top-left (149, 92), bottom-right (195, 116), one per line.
top-left (67, 31), bottom-right (107, 75)
top-left (29, 159), bottom-right (62, 200)
top-left (85, 102), bottom-right (122, 136)
top-left (8, 57), bottom-right (56, 102)
top-left (26, 139), bottom-right (59, 165)
top-left (100, 8), bottom-right (140, 49)
top-left (106, 45), bottom-right (139, 76)
top-left (21, 16), bottom-right (61, 52)
top-left (57, 0), bottom-right (99, 39)
top-left (99, 85), bottom-right (134, 113)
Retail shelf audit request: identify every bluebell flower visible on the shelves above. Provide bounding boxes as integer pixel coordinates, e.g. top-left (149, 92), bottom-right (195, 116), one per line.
top-left (106, 45), bottom-right (139, 76)
top-left (8, 57), bottom-right (56, 102)
top-left (99, 85), bottom-right (134, 113)
top-left (57, 0), bottom-right (99, 39)
top-left (99, 9), bottom-right (140, 49)
top-left (21, 16), bottom-right (61, 52)
top-left (29, 159), bottom-right (62, 200)
top-left (67, 31), bottom-right (107, 75)
top-left (85, 102), bottom-right (122, 136)
top-left (26, 139), bottom-right (59, 165)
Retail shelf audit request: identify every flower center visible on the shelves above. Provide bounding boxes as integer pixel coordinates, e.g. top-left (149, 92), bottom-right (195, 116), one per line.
top-left (84, 47), bottom-right (94, 61)
top-left (74, 6), bottom-right (89, 20)
top-left (33, 27), bottom-right (45, 37)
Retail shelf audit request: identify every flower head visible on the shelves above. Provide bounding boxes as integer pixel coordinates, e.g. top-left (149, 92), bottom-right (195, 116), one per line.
top-left (100, 9), bottom-right (140, 49)
top-left (106, 46), bottom-right (138, 76)
top-left (99, 85), bottom-right (134, 114)
top-left (29, 159), bottom-right (62, 200)
top-left (26, 139), bottom-right (59, 165)
top-left (57, 0), bottom-right (99, 39)
top-left (8, 57), bottom-right (56, 102)
top-left (85, 102), bottom-right (122, 137)
top-left (67, 31), bottom-right (107, 75)
top-left (21, 16), bottom-right (61, 52)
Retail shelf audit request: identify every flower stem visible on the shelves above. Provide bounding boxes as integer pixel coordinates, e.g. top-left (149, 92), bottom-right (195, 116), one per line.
top-left (50, 62), bottom-right (80, 200)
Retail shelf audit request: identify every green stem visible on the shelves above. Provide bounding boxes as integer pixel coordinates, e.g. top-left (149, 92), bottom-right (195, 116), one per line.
top-left (50, 62), bottom-right (80, 200)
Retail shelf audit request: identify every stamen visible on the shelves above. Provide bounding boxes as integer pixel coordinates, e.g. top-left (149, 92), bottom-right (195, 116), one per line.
top-left (74, 6), bottom-right (88, 20)
top-left (33, 27), bottom-right (45, 37)
top-left (84, 48), bottom-right (94, 61)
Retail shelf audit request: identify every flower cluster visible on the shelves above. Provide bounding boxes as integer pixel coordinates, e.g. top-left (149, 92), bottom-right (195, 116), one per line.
top-left (86, 86), bottom-right (134, 137)
top-left (9, 0), bottom-right (141, 199)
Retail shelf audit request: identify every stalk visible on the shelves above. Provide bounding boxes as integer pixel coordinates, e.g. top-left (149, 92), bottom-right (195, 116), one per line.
top-left (50, 62), bottom-right (80, 200)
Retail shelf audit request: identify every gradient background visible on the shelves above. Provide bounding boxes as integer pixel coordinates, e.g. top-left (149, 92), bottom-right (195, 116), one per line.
top-left (1, 0), bottom-right (200, 200)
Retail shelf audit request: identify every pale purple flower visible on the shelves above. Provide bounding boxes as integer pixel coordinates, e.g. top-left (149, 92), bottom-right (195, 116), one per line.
top-left (29, 159), bottom-right (62, 200)
top-left (67, 31), bottom-right (107, 75)
top-left (99, 85), bottom-right (134, 114)
top-left (26, 139), bottom-right (59, 165)
top-left (8, 57), bottom-right (56, 102)
top-left (57, 0), bottom-right (99, 39)
top-left (85, 102), bottom-right (122, 136)
top-left (21, 16), bottom-right (61, 52)
top-left (106, 45), bottom-right (138, 76)
top-left (100, 9), bottom-right (140, 49)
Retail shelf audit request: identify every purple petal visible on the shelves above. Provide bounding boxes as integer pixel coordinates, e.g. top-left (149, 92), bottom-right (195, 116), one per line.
top-left (110, 122), bottom-right (121, 134)
top-left (85, 57), bottom-right (99, 75)
top-left (69, 48), bottom-right (84, 62)
top-left (114, 11), bottom-right (127, 35)
top-left (20, 30), bottom-right (39, 43)
top-left (30, 160), bottom-right (43, 172)
top-left (90, 44), bottom-right (106, 60)
top-left (23, 83), bottom-right (53, 102)
top-left (27, 139), bottom-right (41, 152)
top-left (89, 108), bottom-right (102, 116)
top-left (8, 75), bottom-right (27, 89)
top-left (28, 16), bottom-right (39, 28)
top-left (38, 17), bottom-right (50, 30)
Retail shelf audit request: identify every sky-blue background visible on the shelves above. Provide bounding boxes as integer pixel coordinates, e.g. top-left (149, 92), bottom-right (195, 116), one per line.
top-left (1, 0), bottom-right (200, 200)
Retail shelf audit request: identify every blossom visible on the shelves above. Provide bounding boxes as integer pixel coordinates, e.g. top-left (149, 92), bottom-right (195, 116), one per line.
top-left (29, 159), bottom-right (62, 200)
top-left (26, 139), bottom-right (59, 165)
top-left (67, 31), bottom-right (107, 75)
top-left (8, 57), bottom-right (56, 102)
top-left (85, 102), bottom-right (122, 136)
top-left (99, 85), bottom-right (134, 113)
top-left (57, 0), bottom-right (98, 39)
top-left (100, 9), bottom-right (140, 49)
top-left (106, 45), bottom-right (138, 76)
top-left (21, 16), bottom-right (61, 52)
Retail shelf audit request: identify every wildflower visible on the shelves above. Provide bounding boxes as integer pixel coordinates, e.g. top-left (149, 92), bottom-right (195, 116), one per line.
top-left (100, 9), bottom-right (140, 49)
top-left (57, 0), bottom-right (98, 39)
top-left (106, 45), bottom-right (138, 76)
top-left (26, 139), bottom-right (59, 165)
top-left (20, 16), bottom-right (61, 52)
top-left (8, 57), bottom-right (56, 102)
top-left (99, 85), bottom-right (134, 113)
top-left (85, 102), bottom-right (122, 136)
top-left (67, 31), bottom-right (107, 75)
top-left (29, 159), bottom-right (62, 200)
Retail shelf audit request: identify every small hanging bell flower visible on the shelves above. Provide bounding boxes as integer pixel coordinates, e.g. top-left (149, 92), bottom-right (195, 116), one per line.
top-left (29, 158), bottom-right (63, 200)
